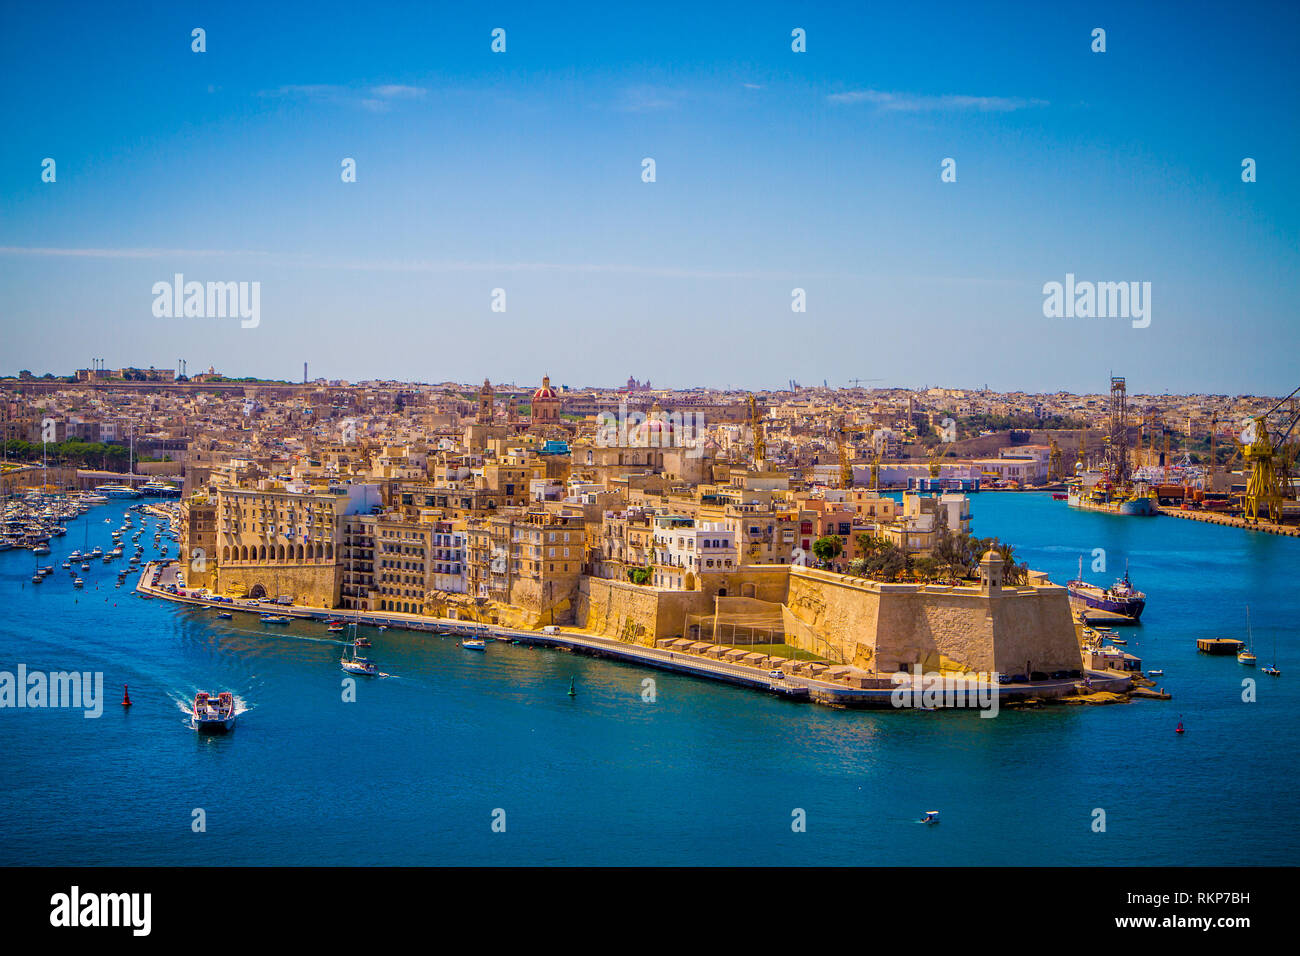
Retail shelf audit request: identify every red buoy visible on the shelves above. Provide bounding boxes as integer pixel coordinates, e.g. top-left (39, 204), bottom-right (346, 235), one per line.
top-left (121, 684), bottom-right (132, 707)
top-left (1175, 719), bottom-right (1184, 734)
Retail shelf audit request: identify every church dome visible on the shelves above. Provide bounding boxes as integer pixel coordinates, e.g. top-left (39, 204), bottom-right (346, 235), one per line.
top-left (533, 375), bottom-right (558, 401)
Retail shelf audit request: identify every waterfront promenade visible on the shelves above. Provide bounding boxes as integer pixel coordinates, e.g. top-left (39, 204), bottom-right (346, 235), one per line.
top-left (134, 561), bottom-right (1129, 709)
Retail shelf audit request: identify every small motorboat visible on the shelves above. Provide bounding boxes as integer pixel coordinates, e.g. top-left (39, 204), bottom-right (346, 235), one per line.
top-left (1108, 638), bottom-right (1127, 645)
top-left (1147, 669), bottom-right (1164, 677)
top-left (80, 562), bottom-right (90, 571)
top-left (73, 577), bottom-right (84, 588)
top-left (461, 639), bottom-right (487, 651)
top-left (191, 691), bottom-right (237, 733)
top-left (1262, 664), bottom-right (1281, 677)
top-left (326, 620), bottom-right (346, 633)
top-left (260, 615), bottom-right (291, 624)
top-left (216, 612), bottom-right (233, 620)
top-left (31, 573), bottom-right (43, 584)
top-left (377, 624), bottom-right (388, 631)
top-left (353, 636), bottom-right (372, 648)
top-left (921, 810), bottom-right (940, 825)
top-left (61, 560), bottom-right (71, 569)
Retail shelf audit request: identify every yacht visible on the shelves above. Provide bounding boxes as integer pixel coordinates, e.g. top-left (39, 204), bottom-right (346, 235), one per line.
top-left (191, 691), bottom-right (237, 733)
top-left (94, 484), bottom-right (142, 499)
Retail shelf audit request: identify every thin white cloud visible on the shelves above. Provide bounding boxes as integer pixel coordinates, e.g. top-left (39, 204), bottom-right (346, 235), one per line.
top-left (256, 83), bottom-right (428, 112)
top-left (828, 89), bottom-right (1048, 112)
top-left (370, 84), bottom-right (426, 99)
top-left (0, 246), bottom-right (1023, 286)
top-left (616, 85), bottom-right (687, 112)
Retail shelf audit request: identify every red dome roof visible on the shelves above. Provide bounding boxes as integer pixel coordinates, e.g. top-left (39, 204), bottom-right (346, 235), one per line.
top-left (533, 375), bottom-right (558, 401)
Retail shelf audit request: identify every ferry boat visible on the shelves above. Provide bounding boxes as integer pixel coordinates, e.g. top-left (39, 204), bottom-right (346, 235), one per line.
top-left (191, 691), bottom-right (237, 733)
top-left (94, 484), bottom-right (142, 499)
top-left (1067, 559), bottom-right (1146, 621)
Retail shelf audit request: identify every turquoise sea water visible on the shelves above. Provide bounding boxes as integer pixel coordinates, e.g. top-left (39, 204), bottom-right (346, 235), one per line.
top-left (1, 496), bottom-right (1297, 866)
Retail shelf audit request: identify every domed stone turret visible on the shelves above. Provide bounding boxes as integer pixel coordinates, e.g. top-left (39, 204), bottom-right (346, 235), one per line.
top-left (979, 549), bottom-right (1004, 592)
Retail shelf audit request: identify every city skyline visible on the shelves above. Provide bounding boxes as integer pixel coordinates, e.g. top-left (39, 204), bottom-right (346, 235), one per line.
top-left (2, 1), bottom-right (1298, 394)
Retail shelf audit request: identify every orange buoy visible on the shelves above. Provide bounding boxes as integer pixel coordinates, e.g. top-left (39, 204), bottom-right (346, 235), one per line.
top-left (121, 685), bottom-right (132, 707)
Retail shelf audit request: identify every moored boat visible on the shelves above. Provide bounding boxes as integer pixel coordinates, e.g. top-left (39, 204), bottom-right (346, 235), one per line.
top-left (1068, 558), bottom-right (1146, 621)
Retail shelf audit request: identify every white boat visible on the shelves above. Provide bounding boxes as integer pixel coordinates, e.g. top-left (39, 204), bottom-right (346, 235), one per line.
top-left (260, 615), bottom-right (291, 624)
top-left (191, 691), bottom-right (237, 733)
top-left (1147, 669), bottom-right (1164, 677)
top-left (461, 638), bottom-right (487, 651)
top-left (94, 484), bottom-right (142, 499)
top-left (73, 577), bottom-right (84, 588)
top-left (1240, 606), bottom-right (1258, 665)
top-left (921, 810), bottom-right (940, 825)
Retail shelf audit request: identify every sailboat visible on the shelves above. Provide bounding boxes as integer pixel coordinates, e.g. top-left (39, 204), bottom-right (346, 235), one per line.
top-left (1238, 607), bottom-right (1257, 665)
top-left (340, 609), bottom-right (376, 675)
top-left (1262, 630), bottom-right (1281, 677)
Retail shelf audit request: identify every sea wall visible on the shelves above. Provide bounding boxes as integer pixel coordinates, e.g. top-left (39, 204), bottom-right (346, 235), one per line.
top-left (577, 577), bottom-right (712, 645)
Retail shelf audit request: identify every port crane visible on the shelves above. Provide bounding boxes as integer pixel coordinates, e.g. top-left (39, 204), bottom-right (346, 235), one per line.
top-left (836, 418), bottom-right (854, 488)
top-left (1237, 385), bottom-right (1300, 523)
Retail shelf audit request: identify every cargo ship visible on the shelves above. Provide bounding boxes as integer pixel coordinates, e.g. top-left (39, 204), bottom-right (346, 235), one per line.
top-left (1068, 559), bottom-right (1146, 621)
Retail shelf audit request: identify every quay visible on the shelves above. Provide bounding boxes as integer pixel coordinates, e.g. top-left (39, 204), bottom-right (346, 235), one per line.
top-left (1158, 506), bottom-right (1300, 537)
top-left (1197, 637), bottom-right (1245, 655)
top-left (133, 561), bottom-right (1131, 710)
top-left (1071, 603), bottom-right (1139, 626)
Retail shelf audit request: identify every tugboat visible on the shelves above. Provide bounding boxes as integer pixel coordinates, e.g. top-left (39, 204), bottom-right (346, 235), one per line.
top-left (191, 691), bottom-right (238, 733)
top-left (1068, 557), bottom-right (1146, 621)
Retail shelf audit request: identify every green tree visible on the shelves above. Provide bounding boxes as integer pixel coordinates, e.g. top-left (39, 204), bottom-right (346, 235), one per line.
top-left (811, 535), bottom-right (843, 568)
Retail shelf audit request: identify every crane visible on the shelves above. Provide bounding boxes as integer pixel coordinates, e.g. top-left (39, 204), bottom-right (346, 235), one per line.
top-left (837, 419), bottom-right (854, 489)
top-left (1237, 386), bottom-right (1300, 523)
top-left (748, 394), bottom-right (766, 468)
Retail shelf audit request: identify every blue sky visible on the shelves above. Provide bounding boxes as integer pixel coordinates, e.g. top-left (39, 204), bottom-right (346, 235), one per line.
top-left (1, 0), bottom-right (1297, 394)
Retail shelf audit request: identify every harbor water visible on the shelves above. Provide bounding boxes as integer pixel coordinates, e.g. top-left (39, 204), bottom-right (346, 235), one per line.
top-left (1, 496), bottom-right (1296, 865)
